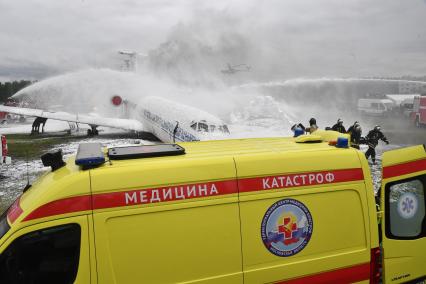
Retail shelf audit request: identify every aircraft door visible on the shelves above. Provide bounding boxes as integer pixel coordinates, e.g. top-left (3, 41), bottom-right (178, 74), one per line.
top-left (380, 145), bottom-right (426, 283)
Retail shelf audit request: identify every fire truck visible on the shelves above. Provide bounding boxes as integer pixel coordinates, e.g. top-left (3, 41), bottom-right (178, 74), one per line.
top-left (411, 95), bottom-right (426, 127)
top-left (0, 99), bottom-right (26, 124)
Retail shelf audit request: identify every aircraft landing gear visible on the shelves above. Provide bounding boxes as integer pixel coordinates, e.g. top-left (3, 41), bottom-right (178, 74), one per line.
top-left (87, 125), bottom-right (99, 136)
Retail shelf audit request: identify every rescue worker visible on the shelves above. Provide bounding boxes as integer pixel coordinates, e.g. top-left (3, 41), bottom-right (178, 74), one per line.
top-left (305, 117), bottom-right (318, 134)
top-left (173, 121), bottom-right (179, 142)
top-left (347, 121), bottom-right (359, 135)
top-left (291, 123), bottom-right (305, 137)
top-left (347, 121), bottom-right (362, 149)
top-left (331, 118), bottom-right (346, 133)
top-left (40, 117), bottom-right (48, 133)
top-left (365, 125), bottom-right (389, 164)
top-left (350, 125), bottom-right (362, 149)
top-left (31, 117), bottom-right (43, 134)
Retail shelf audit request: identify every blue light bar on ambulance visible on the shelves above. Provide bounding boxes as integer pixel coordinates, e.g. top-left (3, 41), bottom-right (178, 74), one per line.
top-left (336, 137), bottom-right (349, 148)
top-left (75, 143), bottom-right (105, 168)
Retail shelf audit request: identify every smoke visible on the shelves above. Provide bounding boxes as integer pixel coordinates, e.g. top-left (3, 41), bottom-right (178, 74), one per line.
top-left (144, 9), bottom-right (256, 87)
top-left (8, 1), bottom-right (426, 139)
top-left (13, 69), bottom-right (182, 116)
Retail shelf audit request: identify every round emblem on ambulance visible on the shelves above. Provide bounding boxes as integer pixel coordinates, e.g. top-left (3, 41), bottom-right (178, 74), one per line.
top-left (261, 199), bottom-right (313, 257)
top-left (397, 192), bottom-right (418, 219)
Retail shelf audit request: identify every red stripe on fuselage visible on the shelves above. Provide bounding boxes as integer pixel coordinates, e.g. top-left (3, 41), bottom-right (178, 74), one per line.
top-left (383, 158), bottom-right (426, 179)
top-left (275, 262), bottom-right (370, 284)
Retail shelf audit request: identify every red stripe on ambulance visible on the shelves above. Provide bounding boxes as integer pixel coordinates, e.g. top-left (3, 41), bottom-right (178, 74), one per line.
top-left (23, 195), bottom-right (91, 221)
top-left (238, 168), bottom-right (364, 192)
top-left (382, 158), bottom-right (426, 179)
top-left (275, 262), bottom-right (370, 284)
top-left (22, 168), bottom-right (364, 221)
top-left (93, 180), bottom-right (238, 210)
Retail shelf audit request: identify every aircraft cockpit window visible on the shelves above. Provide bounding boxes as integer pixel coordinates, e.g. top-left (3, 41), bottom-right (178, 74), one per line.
top-left (218, 125), bottom-right (230, 134)
top-left (198, 122), bottom-right (209, 132)
top-left (190, 121), bottom-right (229, 133)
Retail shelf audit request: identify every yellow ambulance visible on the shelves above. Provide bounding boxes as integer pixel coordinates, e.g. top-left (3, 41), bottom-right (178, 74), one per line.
top-left (0, 131), bottom-right (425, 283)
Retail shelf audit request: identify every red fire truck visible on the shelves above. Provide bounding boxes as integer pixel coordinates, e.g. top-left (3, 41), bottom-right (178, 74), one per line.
top-left (0, 99), bottom-right (25, 124)
top-left (411, 95), bottom-right (426, 127)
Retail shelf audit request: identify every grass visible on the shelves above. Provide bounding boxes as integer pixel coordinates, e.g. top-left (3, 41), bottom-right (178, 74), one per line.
top-left (6, 133), bottom-right (82, 159)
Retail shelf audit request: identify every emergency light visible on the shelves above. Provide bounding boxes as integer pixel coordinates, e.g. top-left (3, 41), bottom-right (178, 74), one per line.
top-left (75, 143), bottom-right (105, 168)
top-left (336, 137), bottom-right (349, 148)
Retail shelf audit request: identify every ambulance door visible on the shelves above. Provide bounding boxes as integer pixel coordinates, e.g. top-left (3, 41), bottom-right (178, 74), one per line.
top-left (0, 216), bottom-right (93, 284)
top-left (381, 145), bottom-right (426, 283)
top-left (90, 156), bottom-right (242, 284)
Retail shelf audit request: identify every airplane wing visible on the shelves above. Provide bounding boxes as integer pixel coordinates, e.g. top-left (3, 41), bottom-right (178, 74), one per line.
top-left (0, 105), bottom-right (144, 132)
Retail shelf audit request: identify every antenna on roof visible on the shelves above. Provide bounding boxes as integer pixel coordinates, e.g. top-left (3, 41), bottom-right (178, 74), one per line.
top-left (23, 150), bottom-right (31, 193)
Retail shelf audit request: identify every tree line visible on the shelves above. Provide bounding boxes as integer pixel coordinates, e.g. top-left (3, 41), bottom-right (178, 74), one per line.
top-left (0, 80), bottom-right (33, 103)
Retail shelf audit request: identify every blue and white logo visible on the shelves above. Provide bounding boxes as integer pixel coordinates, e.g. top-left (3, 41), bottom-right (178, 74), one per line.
top-left (397, 192), bottom-right (418, 219)
top-left (261, 199), bottom-right (313, 257)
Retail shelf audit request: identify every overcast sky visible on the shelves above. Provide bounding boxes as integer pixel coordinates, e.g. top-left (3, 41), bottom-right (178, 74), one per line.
top-left (1, 0), bottom-right (426, 81)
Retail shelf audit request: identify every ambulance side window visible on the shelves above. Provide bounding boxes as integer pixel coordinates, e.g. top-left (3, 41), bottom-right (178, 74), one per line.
top-left (0, 224), bottom-right (81, 284)
top-left (386, 175), bottom-right (426, 239)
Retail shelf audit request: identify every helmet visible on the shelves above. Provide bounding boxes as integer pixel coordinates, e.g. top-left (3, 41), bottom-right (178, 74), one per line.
top-left (309, 118), bottom-right (316, 125)
top-left (355, 125), bottom-right (362, 133)
top-left (353, 121), bottom-right (359, 127)
top-left (337, 118), bottom-right (343, 124)
top-left (374, 125), bottom-right (381, 131)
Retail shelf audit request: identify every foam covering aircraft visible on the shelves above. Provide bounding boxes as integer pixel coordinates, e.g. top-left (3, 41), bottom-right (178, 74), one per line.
top-left (0, 96), bottom-right (230, 143)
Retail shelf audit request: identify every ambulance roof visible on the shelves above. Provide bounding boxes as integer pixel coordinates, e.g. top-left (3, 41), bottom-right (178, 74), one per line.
top-left (106, 136), bottom-right (339, 167)
top-left (9, 131), bottom-right (363, 228)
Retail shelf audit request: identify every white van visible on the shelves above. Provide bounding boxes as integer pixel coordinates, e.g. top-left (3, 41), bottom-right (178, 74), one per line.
top-left (357, 98), bottom-right (394, 116)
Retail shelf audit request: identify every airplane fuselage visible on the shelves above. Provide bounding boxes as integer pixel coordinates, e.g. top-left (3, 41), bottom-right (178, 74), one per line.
top-left (135, 96), bottom-right (230, 143)
top-left (140, 109), bottom-right (199, 142)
